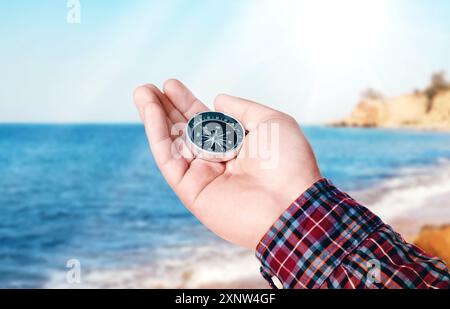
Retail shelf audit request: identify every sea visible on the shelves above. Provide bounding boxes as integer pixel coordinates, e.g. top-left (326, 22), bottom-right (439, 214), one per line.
top-left (1, 124), bottom-right (450, 288)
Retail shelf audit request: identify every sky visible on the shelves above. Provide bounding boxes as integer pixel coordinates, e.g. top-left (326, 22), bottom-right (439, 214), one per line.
top-left (1, 0), bottom-right (450, 123)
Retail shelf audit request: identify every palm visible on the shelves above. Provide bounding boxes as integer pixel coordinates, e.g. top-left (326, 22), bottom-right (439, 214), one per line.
top-left (134, 80), bottom-right (320, 248)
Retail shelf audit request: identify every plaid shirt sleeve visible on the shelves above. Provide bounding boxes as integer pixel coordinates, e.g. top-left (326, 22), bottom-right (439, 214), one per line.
top-left (256, 178), bottom-right (450, 289)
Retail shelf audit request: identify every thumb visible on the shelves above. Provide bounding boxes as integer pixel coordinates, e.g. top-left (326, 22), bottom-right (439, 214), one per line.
top-left (213, 94), bottom-right (282, 130)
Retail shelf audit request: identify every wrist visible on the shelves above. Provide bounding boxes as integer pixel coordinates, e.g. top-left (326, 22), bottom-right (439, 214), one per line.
top-left (254, 175), bottom-right (323, 250)
top-left (255, 178), bottom-right (383, 288)
top-left (283, 173), bottom-right (323, 210)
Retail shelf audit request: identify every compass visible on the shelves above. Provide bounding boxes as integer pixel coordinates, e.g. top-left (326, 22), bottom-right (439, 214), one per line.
top-left (186, 111), bottom-right (245, 162)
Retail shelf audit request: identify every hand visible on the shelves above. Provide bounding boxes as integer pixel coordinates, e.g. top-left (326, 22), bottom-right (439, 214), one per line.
top-left (133, 80), bottom-right (321, 249)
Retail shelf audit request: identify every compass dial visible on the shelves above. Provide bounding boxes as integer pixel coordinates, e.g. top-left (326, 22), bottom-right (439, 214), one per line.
top-left (186, 112), bottom-right (245, 161)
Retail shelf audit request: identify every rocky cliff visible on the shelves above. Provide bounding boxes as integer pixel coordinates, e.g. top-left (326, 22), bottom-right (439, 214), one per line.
top-left (414, 225), bottom-right (450, 266)
top-left (333, 89), bottom-right (450, 130)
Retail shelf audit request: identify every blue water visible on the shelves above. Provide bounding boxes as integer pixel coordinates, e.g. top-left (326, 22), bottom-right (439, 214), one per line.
top-left (1, 124), bottom-right (450, 288)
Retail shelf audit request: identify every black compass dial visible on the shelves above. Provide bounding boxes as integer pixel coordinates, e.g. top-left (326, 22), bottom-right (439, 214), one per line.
top-left (187, 112), bottom-right (245, 153)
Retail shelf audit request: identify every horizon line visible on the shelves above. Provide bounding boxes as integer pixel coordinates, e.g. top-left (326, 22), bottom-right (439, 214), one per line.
top-left (0, 121), bottom-right (322, 126)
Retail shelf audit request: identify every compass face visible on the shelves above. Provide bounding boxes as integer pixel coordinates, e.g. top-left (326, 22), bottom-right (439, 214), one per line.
top-left (186, 112), bottom-right (245, 154)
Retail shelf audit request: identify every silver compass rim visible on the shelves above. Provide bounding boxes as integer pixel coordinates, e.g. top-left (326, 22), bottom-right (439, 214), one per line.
top-left (185, 111), bottom-right (245, 162)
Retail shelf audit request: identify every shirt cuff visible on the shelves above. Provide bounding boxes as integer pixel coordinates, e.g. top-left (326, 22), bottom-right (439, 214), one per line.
top-left (255, 178), bottom-right (383, 289)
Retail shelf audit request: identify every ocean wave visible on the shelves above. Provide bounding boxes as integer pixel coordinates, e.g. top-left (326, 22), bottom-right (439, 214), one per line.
top-left (44, 160), bottom-right (450, 289)
top-left (43, 162), bottom-right (450, 289)
top-left (353, 158), bottom-right (450, 224)
top-left (44, 243), bottom-right (263, 288)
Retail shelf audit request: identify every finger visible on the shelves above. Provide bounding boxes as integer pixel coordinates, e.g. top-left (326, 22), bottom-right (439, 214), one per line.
top-left (151, 86), bottom-right (194, 161)
top-left (163, 79), bottom-right (209, 120)
top-left (146, 84), bottom-right (187, 125)
top-left (135, 84), bottom-right (195, 163)
top-left (177, 159), bottom-right (225, 208)
top-left (214, 94), bottom-right (281, 129)
top-left (134, 85), bottom-right (189, 187)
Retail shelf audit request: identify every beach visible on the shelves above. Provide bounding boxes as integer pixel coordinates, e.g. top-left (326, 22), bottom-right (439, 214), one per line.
top-left (1, 125), bottom-right (450, 288)
top-left (48, 133), bottom-right (450, 288)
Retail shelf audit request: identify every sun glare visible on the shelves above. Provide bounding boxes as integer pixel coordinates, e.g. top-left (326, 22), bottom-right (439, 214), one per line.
top-left (284, 0), bottom-right (390, 68)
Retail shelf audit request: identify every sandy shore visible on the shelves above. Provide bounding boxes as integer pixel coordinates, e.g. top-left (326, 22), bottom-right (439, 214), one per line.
top-left (199, 278), bottom-right (269, 289)
top-left (45, 162), bottom-right (450, 289)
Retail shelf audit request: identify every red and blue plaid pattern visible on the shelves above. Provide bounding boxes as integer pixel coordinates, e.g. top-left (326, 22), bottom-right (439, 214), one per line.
top-left (256, 179), bottom-right (450, 289)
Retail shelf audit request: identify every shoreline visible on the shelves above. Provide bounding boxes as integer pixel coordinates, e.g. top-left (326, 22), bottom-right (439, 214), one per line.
top-left (328, 123), bottom-right (450, 134)
top-left (43, 142), bottom-right (450, 289)
top-left (44, 159), bottom-right (450, 289)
